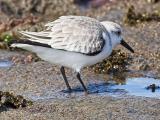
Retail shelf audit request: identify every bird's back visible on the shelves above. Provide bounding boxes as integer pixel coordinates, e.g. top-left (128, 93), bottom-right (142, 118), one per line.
top-left (20, 16), bottom-right (107, 55)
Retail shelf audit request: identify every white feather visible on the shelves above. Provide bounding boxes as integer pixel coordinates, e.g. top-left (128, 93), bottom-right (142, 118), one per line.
top-left (13, 15), bottom-right (124, 72)
top-left (20, 16), bottom-right (108, 54)
top-left (20, 31), bottom-right (51, 44)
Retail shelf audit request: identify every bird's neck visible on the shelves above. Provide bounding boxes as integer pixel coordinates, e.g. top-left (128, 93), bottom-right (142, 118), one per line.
top-left (111, 40), bottom-right (118, 49)
top-left (108, 33), bottom-right (118, 49)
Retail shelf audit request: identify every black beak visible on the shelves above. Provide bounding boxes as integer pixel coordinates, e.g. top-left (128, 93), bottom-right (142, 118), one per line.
top-left (120, 39), bottom-right (134, 53)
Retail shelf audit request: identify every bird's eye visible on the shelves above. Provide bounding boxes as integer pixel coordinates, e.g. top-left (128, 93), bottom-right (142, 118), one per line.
top-left (116, 31), bottom-right (121, 35)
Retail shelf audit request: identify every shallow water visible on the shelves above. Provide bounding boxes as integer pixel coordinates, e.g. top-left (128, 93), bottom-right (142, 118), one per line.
top-left (28, 77), bottom-right (160, 101)
top-left (0, 59), bottom-right (13, 68)
top-left (109, 77), bottom-right (160, 98)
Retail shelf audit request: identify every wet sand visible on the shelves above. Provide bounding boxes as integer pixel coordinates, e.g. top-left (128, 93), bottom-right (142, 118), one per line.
top-left (0, 0), bottom-right (160, 119)
top-left (0, 50), bottom-right (160, 120)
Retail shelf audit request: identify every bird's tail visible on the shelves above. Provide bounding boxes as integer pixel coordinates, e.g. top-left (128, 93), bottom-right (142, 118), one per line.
top-left (19, 31), bottom-right (51, 44)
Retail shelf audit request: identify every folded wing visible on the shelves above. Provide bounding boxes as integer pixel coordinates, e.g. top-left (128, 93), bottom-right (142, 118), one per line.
top-left (20, 16), bottom-right (106, 55)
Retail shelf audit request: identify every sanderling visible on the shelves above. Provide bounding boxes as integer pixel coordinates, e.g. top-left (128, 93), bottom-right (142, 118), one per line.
top-left (11, 16), bottom-right (134, 93)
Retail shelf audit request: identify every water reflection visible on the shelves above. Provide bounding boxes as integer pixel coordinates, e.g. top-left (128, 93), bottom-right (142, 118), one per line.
top-left (63, 77), bottom-right (160, 98)
top-left (22, 75), bottom-right (160, 101)
top-left (110, 77), bottom-right (160, 98)
top-left (109, 72), bottom-right (127, 85)
top-left (0, 59), bottom-right (13, 68)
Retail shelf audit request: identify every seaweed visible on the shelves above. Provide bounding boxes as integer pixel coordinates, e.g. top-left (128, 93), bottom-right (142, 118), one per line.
top-left (0, 91), bottom-right (33, 111)
top-left (124, 5), bottom-right (160, 25)
top-left (90, 50), bottom-right (131, 74)
top-left (0, 34), bottom-right (13, 49)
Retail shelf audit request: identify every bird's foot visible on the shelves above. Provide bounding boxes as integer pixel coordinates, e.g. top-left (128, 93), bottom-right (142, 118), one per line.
top-left (62, 88), bottom-right (72, 93)
top-left (84, 90), bottom-right (89, 95)
top-left (68, 88), bottom-right (72, 93)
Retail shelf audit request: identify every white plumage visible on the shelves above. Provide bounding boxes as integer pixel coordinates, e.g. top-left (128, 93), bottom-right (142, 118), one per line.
top-left (12, 16), bottom-right (126, 72)
top-left (11, 16), bottom-right (134, 93)
top-left (20, 16), bottom-right (107, 55)
top-left (12, 15), bottom-right (129, 72)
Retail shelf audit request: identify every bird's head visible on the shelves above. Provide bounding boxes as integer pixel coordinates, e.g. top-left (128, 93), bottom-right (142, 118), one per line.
top-left (101, 21), bottom-right (134, 53)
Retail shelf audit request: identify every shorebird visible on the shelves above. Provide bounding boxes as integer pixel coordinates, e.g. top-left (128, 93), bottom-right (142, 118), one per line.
top-left (11, 16), bottom-right (134, 93)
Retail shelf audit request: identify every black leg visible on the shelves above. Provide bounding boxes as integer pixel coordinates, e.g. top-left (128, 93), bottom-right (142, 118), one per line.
top-left (76, 72), bottom-right (88, 93)
top-left (60, 66), bottom-right (72, 92)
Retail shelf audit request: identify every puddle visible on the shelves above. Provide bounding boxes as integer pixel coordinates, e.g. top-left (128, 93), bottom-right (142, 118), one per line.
top-left (110, 77), bottom-right (160, 98)
top-left (27, 77), bottom-right (160, 101)
top-left (64, 77), bottom-right (160, 98)
top-left (0, 59), bottom-right (13, 68)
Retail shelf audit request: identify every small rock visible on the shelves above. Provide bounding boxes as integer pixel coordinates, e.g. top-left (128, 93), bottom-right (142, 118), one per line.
top-left (0, 91), bottom-right (33, 109)
top-left (146, 84), bottom-right (160, 92)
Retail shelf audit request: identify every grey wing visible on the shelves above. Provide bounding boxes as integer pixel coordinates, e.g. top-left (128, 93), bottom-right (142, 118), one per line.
top-left (46, 16), bottom-right (106, 55)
